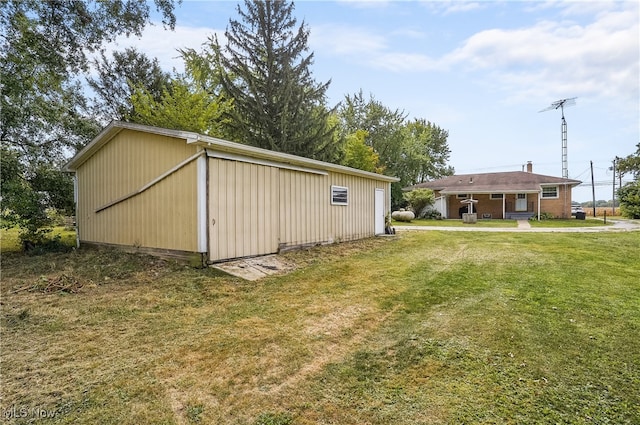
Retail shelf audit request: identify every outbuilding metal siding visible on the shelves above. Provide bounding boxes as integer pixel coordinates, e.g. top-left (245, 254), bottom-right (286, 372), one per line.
top-left (279, 169), bottom-right (328, 249)
top-left (67, 122), bottom-right (397, 263)
top-left (328, 172), bottom-right (384, 243)
top-left (208, 160), bottom-right (390, 261)
top-left (75, 130), bottom-right (199, 251)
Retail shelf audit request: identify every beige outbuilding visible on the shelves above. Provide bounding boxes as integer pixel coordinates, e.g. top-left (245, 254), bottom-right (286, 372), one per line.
top-left (64, 122), bottom-right (398, 265)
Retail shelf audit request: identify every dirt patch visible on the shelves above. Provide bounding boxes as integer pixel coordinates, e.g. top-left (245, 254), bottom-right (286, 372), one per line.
top-left (211, 255), bottom-right (296, 281)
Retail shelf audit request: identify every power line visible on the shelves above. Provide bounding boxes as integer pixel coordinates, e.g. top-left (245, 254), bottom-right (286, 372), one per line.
top-left (577, 180), bottom-right (634, 188)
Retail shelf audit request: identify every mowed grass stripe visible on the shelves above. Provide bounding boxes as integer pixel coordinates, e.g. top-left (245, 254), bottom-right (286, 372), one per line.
top-left (1, 231), bottom-right (638, 424)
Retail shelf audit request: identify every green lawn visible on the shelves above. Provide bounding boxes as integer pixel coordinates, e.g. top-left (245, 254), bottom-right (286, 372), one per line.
top-left (1, 231), bottom-right (638, 424)
top-left (0, 227), bottom-right (76, 253)
top-left (392, 218), bottom-right (519, 227)
top-left (528, 218), bottom-right (611, 228)
top-left (393, 218), bottom-right (610, 228)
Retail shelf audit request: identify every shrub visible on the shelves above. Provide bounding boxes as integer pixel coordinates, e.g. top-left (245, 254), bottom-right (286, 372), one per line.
top-left (531, 212), bottom-right (555, 221)
top-left (618, 180), bottom-right (640, 219)
top-left (423, 209), bottom-right (442, 220)
top-left (402, 189), bottom-right (435, 218)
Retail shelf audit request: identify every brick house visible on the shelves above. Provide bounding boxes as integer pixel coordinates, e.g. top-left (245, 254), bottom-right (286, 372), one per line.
top-left (406, 162), bottom-right (581, 220)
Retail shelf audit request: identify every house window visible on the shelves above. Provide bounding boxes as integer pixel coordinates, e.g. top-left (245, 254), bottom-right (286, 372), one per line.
top-left (456, 194), bottom-right (468, 199)
top-left (490, 193), bottom-right (504, 200)
top-left (542, 186), bottom-right (558, 198)
top-left (331, 185), bottom-right (348, 205)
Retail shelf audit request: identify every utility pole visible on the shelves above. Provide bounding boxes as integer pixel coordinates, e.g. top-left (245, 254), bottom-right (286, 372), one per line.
top-left (590, 160), bottom-right (596, 217)
top-left (612, 158), bottom-right (616, 216)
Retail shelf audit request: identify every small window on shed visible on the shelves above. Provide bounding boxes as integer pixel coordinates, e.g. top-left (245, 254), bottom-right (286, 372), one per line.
top-left (456, 194), bottom-right (468, 199)
top-left (331, 185), bottom-right (348, 205)
top-left (490, 193), bottom-right (504, 200)
top-left (542, 186), bottom-right (558, 198)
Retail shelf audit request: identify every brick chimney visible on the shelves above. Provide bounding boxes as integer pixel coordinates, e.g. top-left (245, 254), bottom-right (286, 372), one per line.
top-left (526, 161), bottom-right (533, 173)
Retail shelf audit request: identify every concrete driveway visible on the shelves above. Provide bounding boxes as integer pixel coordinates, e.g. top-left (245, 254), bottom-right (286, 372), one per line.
top-left (394, 219), bottom-right (640, 233)
top-left (215, 219), bottom-right (639, 280)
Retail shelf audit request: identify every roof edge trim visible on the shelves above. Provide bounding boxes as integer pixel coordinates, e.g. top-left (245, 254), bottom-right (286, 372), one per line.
top-left (64, 121), bottom-right (399, 182)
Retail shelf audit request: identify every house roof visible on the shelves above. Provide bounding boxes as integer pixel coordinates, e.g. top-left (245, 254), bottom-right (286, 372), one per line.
top-left (64, 121), bottom-right (399, 183)
top-left (406, 171), bottom-right (581, 194)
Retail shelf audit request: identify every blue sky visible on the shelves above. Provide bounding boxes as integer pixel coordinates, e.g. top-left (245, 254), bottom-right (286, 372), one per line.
top-left (106, 0), bottom-right (639, 202)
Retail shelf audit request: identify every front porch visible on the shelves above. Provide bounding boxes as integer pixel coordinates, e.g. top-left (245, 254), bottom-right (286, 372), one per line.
top-left (435, 193), bottom-right (541, 220)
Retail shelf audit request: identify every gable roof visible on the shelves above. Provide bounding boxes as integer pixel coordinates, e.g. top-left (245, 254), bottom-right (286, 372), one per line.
top-left (64, 121), bottom-right (399, 183)
top-left (407, 171), bottom-right (581, 194)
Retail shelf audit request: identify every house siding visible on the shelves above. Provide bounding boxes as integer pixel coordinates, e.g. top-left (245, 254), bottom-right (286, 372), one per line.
top-left (540, 184), bottom-right (573, 218)
top-left (75, 129), bottom-right (199, 252)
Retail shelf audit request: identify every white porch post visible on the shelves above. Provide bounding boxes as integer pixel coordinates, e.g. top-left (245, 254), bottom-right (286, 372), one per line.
top-left (537, 191), bottom-right (541, 221)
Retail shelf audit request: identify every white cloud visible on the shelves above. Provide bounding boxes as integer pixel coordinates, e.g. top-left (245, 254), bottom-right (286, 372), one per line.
top-left (374, 52), bottom-right (438, 72)
top-left (102, 23), bottom-right (223, 73)
top-left (334, 0), bottom-right (392, 9)
top-left (423, 0), bottom-right (487, 15)
top-left (309, 23), bottom-right (442, 72)
top-left (442, 4), bottom-right (639, 105)
top-left (311, 2), bottom-right (638, 109)
top-left (310, 23), bottom-right (388, 56)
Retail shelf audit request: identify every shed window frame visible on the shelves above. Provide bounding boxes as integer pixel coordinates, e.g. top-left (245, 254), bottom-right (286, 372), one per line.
top-left (541, 186), bottom-right (559, 199)
top-left (490, 193), bottom-right (504, 200)
top-left (331, 185), bottom-right (349, 206)
top-left (456, 194), bottom-right (468, 199)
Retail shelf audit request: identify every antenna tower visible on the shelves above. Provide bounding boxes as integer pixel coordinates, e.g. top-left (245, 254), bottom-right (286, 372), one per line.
top-left (539, 97), bottom-right (577, 178)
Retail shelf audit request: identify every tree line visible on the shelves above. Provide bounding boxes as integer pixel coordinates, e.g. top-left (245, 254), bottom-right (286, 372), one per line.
top-left (1, 0), bottom-right (453, 246)
top-left (2, 1), bottom-right (639, 248)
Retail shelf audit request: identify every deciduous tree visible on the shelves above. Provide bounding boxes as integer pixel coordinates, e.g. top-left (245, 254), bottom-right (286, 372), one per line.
top-left (341, 130), bottom-right (383, 173)
top-left (128, 45), bottom-right (234, 137)
top-left (0, 0), bottom-right (178, 248)
top-left (88, 48), bottom-right (171, 122)
top-left (618, 181), bottom-right (640, 219)
top-left (615, 143), bottom-right (640, 218)
top-left (337, 91), bottom-right (453, 208)
top-left (400, 119), bottom-right (454, 184)
top-left (130, 79), bottom-right (233, 137)
top-left (617, 143), bottom-right (640, 180)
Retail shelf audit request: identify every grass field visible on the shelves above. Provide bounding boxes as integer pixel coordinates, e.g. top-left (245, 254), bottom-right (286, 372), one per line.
top-left (392, 218), bottom-right (610, 228)
top-left (1, 231), bottom-right (639, 424)
top-left (0, 227), bottom-right (76, 252)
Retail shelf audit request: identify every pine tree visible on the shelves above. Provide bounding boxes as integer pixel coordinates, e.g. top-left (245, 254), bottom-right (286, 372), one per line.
top-left (218, 0), bottom-right (340, 162)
